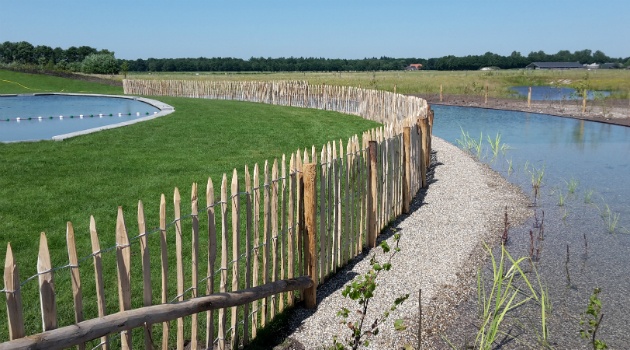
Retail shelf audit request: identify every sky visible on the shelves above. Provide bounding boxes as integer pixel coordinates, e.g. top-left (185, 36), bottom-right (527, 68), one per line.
top-left (2, 0), bottom-right (629, 61)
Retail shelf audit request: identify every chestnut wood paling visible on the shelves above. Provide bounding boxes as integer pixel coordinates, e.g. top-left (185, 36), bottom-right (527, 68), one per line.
top-left (173, 188), bottom-right (185, 350)
top-left (262, 161), bottom-right (270, 327)
top-left (115, 208), bottom-right (132, 349)
top-left (270, 160), bottom-right (279, 319)
top-left (287, 155), bottom-right (295, 306)
top-left (303, 163), bottom-right (318, 309)
top-left (205, 178), bottom-right (217, 349)
top-left (251, 164), bottom-right (260, 337)
top-left (137, 201), bottom-right (154, 350)
top-left (244, 166), bottom-right (252, 346)
top-left (38, 232), bottom-right (57, 333)
top-left (218, 174), bottom-right (228, 350)
top-left (4, 243), bottom-right (24, 340)
top-left (65, 222), bottom-right (85, 350)
top-left (159, 194), bottom-right (169, 350)
top-left (231, 169), bottom-right (240, 350)
top-left (191, 183), bottom-right (199, 350)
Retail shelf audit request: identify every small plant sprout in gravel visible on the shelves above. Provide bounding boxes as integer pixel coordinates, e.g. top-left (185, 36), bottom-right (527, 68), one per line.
top-left (334, 233), bottom-right (409, 350)
top-left (580, 288), bottom-right (608, 349)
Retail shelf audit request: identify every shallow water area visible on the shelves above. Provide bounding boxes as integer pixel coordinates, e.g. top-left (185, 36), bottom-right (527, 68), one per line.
top-left (511, 86), bottom-right (611, 101)
top-left (432, 105), bottom-right (630, 347)
top-left (0, 94), bottom-right (161, 142)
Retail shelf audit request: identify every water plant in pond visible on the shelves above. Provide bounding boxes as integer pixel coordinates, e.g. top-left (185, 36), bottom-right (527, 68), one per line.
top-left (487, 132), bottom-right (509, 159)
top-left (584, 189), bottom-right (594, 204)
top-left (526, 164), bottom-right (545, 202)
top-left (475, 244), bottom-right (550, 349)
top-left (557, 190), bottom-right (566, 207)
top-left (456, 127), bottom-right (484, 159)
top-left (566, 178), bottom-right (579, 195)
top-left (506, 158), bottom-right (514, 176)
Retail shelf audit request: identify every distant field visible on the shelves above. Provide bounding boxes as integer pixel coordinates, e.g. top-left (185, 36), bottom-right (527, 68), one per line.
top-left (122, 69), bottom-right (630, 99)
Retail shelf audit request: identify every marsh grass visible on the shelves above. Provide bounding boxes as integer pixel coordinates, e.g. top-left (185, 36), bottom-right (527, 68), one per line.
top-left (475, 244), bottom-right (550, 350)
top-left (566, 178), bottom-right (579, 195)
top-left (487, 133), bottom-right (510, 159)
top-left (456, 127), bottom-right (484, 158)
top-left (526, 164), bottom-right (545, 202)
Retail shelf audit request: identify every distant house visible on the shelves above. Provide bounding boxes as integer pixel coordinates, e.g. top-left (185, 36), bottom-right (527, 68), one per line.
top-left (405, 63), bottom-right (423, 70)
top-left (600, 63), bottom-right (620, 69)
top-left (526, 62), bottom-right (584, 70)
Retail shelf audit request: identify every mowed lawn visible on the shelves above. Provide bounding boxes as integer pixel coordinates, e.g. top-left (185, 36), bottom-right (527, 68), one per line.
top-left (0, 70), bottom-right (380, 340)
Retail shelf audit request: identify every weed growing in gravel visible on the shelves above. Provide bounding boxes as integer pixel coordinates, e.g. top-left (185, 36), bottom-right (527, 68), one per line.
top-left (579, 288), bottom-right (608, 349)
top-left (334, 234), bottom-right (409, 350)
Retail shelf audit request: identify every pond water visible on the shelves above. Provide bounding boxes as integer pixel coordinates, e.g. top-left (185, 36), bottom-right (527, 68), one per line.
top-left (511, 86), bottom-right (611, 101)
top-left (0, 94), bottom-right (163, 142)
top-left (432, 105), bottom-right (630, 348)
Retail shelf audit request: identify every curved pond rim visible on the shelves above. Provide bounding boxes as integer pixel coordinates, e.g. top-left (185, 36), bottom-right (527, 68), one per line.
top-left (0, 93), bottom-right (175, 142)
top-left (428, 101), bottom-right (630, 128)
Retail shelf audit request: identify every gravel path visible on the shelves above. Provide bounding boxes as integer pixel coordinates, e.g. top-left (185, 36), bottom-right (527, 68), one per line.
top-left (279, 137), bottom-right (531, 349)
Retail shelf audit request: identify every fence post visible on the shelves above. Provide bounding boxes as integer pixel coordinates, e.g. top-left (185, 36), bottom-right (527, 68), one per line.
top-left (403, 127), bottom-right (411, 214)
top-left (418, 118), bottom-right (428, 188)
top-left (303, 163), bottom-right (318, 309)
top-left (528, 86), bottom-right (532, 108)
top-left (440, 84), bottom-right (443, 102)
top-left (4, 243), bottom-right (25, 340)
top-left (367, 141), bottom-right (378, 248)
top-left (428, 108), bottom-right (434, 168)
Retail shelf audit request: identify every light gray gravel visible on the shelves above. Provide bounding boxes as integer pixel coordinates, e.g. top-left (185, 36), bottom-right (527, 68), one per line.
top-left (280, 137), bottom-right (531, 350)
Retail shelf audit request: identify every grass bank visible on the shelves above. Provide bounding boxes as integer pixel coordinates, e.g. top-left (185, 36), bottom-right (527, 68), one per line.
top-left (0, 70), bottom-right (380, 342)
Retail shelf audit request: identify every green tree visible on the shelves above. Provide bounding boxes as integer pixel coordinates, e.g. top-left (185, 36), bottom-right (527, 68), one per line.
top-left (81, 53), bottom-right (120, 74)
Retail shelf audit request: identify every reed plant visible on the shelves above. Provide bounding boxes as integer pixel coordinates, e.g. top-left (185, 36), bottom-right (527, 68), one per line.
top-left (456, 127), bottom-right (484, 159)
top-left (475, 244), bottom-right (550, 350)
top-left (526, 164), bottom-right (545, 201)
top-left (566, 178), bottom-right (579, 195)
top-left (487, 133), bottom-right (509, 159)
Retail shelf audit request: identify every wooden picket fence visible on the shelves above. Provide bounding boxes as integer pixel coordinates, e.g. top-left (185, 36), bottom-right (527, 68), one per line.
top-left (122, 80), bottom-right (428, 125)
top-left (2, 82), bottom-right (433, 349)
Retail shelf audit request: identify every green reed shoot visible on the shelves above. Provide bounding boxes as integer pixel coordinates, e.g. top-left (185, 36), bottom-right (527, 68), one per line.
top-left (476, 244), bottom-right (550, 349)
top-left (487, 133), bottom-right (510, 159)
top-left (566, 178), bottom-right (579, 195)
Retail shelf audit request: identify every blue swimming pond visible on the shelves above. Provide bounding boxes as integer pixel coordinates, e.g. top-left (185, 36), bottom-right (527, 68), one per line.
top-left (433, 105), bottom-right (630, 347)
top-left (511, 86), bottom-right (611, 101)
top-left (0, 94), bottom-right (162, 142)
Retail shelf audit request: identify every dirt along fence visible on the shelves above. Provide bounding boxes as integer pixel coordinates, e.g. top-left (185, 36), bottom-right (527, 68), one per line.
top-left (2, 81), bottom-right (433, 349)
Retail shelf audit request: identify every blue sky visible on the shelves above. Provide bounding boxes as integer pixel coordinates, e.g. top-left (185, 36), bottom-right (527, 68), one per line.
top-left (2, 0), bottom-right (629, 60)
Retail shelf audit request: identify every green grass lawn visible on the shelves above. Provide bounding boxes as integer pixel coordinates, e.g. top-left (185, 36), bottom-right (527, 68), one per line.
top-left (0, 69), bottom-right (380, 343)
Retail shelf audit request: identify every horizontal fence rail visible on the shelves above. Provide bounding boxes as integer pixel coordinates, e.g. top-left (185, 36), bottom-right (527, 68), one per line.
top-left (3, 81), bottom-right (433, 349)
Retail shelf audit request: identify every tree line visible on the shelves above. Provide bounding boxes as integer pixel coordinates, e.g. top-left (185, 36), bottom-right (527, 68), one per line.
top-left (1, 41), bottom-right (628, 74)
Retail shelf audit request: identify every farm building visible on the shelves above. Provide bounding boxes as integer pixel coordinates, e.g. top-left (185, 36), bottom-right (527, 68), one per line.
top-left (405, 63), bottom-right (423, 70)
top-left (525, 62), bottom-right (584, 69)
